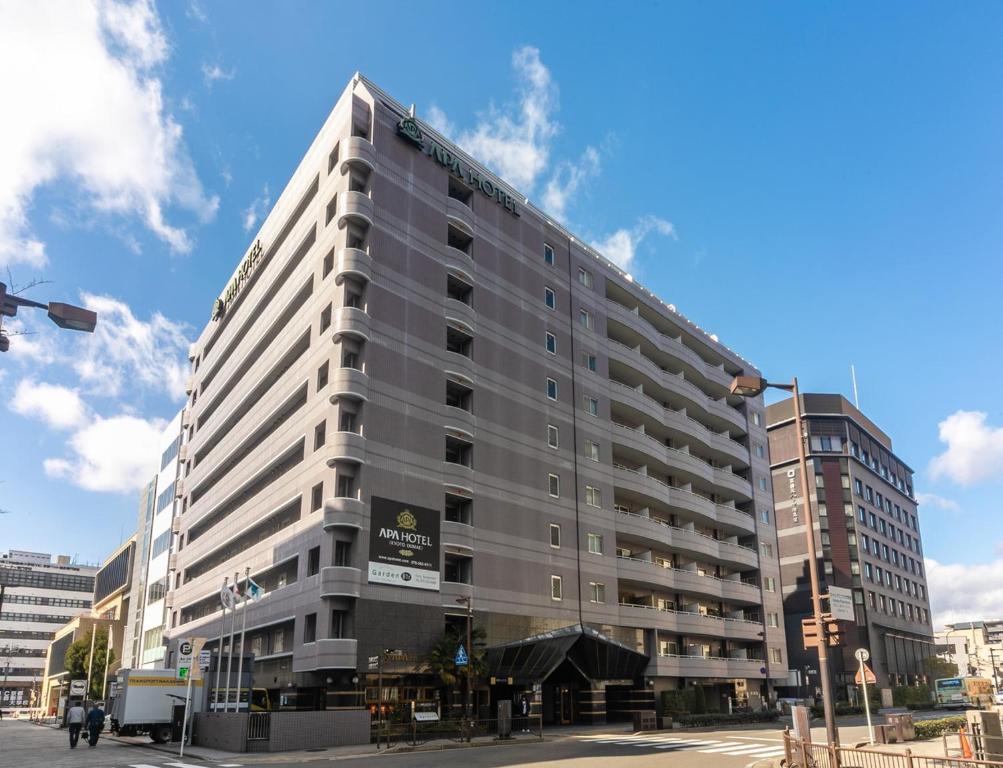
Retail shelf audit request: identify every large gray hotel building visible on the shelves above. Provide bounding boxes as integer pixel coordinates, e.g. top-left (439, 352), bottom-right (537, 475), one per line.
top-left (167, 74), bottom-right (789, 723)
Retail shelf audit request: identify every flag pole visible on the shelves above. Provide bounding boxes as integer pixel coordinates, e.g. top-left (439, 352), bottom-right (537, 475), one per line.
top-left (101, 624), bottom-right (112, 701)
top-left (214, 576), bottom-right (228, 712)
top-left (224, 572), bottom-right (239, 711)
top-left (234, 566), bottom-right (250, 713)
top-left (86, 623), bottom-right (97, 701)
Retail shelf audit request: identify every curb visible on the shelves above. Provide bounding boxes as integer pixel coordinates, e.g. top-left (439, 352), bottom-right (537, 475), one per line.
top-left (384, 735), bottom-right (546, 756)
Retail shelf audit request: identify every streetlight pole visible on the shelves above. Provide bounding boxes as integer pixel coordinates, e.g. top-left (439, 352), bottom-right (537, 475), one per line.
top-left (456, 597), bottom-right (472, 725)
top-left (730, 375), bottom-right (839, 747)
top-left (0, 282), bottom-right (97, 352)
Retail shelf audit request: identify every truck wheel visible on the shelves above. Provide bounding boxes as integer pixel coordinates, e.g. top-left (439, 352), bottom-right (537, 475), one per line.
top-left (151, 725), bottom-right (172, 743)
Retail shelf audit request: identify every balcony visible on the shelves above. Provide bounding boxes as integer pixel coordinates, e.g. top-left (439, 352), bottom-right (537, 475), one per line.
top-left (614, 507), bottom-right (758, 568)
top-left (320, 566), bottom-right (362, 598)
top-left (615, 556), bottom-right (761, 606)
top-left (443, 245), bottom-right (474, 278)
top-left (443, 350), bottom-right (475, 383)
top-left (443, 404), bottom-right (475, 436)
top-left (444, 298), bottom-right (476, 331)
top-left (647, 653), bottom-right (765, 679)
top-left (330, 366), bottom-right (369, 402)
top-left (440, 579), bottom-right (473, 606)
top-left (337, 191), bottom-right (374, 229)
top-left (339, 136), bottom-right (376, 174)
top-left (442, 459), bottom-right (473, 490)
top-left (332, 306), bottom-right (370, 342)
top-left (323, 497), bottom-right (366, 530)
top-left (294, 638), bottom-right (358, 672)
top-left (611, 422), bottom-right (716, 486)
top-left (442, 519), bottom-right (474, 551)
top-left (326, 431), bottom-right (366, 467)
top-left (446, 197), bottom-right (474, 234)
top-left (335, 247), bottom-right (372, 285)
top-left (618, 602), bottom-right (765, 642)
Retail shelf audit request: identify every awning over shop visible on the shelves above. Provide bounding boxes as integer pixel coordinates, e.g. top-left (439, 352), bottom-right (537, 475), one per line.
top-left (486, 624), bottom-right (649, 685)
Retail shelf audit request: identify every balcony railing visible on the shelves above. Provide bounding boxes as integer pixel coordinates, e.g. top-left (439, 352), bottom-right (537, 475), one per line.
top-left (611, 421), bottom-right (747, 482)
top-left (615, 554), bottom-right (760, 594)
top-left (618, 600), bottom-right (763, 627)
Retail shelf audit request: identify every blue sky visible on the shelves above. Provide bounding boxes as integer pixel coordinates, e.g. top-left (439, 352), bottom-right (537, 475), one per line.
top-left (1, 1), bottom-right (1001, 626)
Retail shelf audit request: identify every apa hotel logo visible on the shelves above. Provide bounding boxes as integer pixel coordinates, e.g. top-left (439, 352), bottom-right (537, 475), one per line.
top-left (397, 116), bottom-right (424, 148)
top-left (396, 508), bottom-right (418, 531)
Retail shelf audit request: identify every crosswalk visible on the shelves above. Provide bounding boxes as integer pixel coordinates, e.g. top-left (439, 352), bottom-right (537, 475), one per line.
top-left (578, 732), bottom-right (787, 759)
top-left (122, 762), bottom-right (242, 768)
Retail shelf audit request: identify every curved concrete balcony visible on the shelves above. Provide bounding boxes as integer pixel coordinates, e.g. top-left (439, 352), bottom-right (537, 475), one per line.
top-left (335, 247), bottom-right (372, 285)
top-left (444, 298), bottom-right (476, 330)
top-left (440, 580), bottom-right (473, 606)
top-left (442, 520), bottom-right (474, 551)
top-left (647, 653), bottom-right (764, 680)
top-left (443, 245), bottom-right (474, 277)
top-left (337, 191), bottom-right (374, 229)
top-left (320, 566), bottom-right (362, 598)
top-left (339, 136), bottom-right (376, 174)
top-left (713, 466), bottom-right (753, 502)
top-left (614, 509), bottom-right (758, 568)
top-left (333, 306), bottom-right (370, 342)
top-left (299, 638), bottom-right (358, 671)
top-left (618, 602), bottom-right (765, 642)
top-left (611, 423), bottom-right (715, 486)
top-left (446, 197), bottom-right (475, 234)
top-left (323, 497), bottom-right (366, 530)
top-left (443, 351), bottom-right (475, 383)
top-left (330, 367), bottom-right (369, 402)
top-left (616, 557), bottom-right (761, 606)
top-left (443, 405), bottom-right (475, 436)
top-left (326, 431), bottom-right (367, 467)
top-left (442, 461), bottom-right (473, 489)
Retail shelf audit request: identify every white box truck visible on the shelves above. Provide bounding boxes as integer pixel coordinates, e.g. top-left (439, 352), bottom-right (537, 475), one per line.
top-left (109, 669), bottom-right (203, 743)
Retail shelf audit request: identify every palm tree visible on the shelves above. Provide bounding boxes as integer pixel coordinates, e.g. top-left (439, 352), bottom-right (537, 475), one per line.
top-left (427, 625), bottom-right (487, 714)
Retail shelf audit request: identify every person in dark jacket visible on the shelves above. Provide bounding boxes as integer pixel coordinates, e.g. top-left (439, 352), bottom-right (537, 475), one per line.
top-left (85, 703), bottom-right (105, 748)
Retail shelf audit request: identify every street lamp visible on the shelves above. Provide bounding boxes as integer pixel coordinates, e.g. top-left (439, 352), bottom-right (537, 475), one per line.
top-left (456, 596), bottom-right (473, 725)
top-left (730, 374), bottom-right (839, 747)
top-left (0, 282), bottom-right (97, 351)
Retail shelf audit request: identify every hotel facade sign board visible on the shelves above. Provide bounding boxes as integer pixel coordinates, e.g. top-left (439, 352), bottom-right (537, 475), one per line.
top-left (368, 497), bottom-right (440, 591)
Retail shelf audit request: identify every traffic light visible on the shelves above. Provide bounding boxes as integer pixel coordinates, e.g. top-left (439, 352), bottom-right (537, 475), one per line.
top-left (802, 618), bottom-right (820, 649)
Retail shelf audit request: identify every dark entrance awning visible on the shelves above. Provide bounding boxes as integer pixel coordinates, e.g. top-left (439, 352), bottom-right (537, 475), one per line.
top-left (486, 624), bottom-right (649, 685)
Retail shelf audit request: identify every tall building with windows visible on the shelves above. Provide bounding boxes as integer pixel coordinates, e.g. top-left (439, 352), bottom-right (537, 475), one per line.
top-left (766, 394), bottom-right (934, 695)
top-left (0, 551), bottom-right (97, 709)
top-left (166, 73), bottom-right (787, 723)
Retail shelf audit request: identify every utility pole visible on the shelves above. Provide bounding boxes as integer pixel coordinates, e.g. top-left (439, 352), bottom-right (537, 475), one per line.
top-left (990, 648), bottom-right (1001, 695)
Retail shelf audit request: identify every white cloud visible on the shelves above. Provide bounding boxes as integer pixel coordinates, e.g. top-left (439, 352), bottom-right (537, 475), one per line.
top-left (927, 557), bottom-right (1003, 628)
top-left (592, 215), bottom-right (677, 270)
top-left (187, 0), bottom-right (208, 22)
top-left (915, 492), bottom-right (961, 514)
top-left (44, 413), bottom-right (167, 492)
top-left (9, 379), bottom-right (88, 429)
top-left (201, 62), bottom-right (235, 89)
top-left (541, 146), bottom-right (600, 222)
top-left (0, 0), bottom-right (218, 265)
top-left (424, 105), bottom-right (454, 138)
top-left (72, 292), bottom-right (192, 400)
top-left (929, 410), bottom-right (1003, 486)
top-left (242, 184), bottom-right (271, 233)
top-left (447, 46), bottom-right (559, 190)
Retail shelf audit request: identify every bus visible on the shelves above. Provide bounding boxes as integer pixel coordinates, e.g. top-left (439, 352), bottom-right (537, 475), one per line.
top-left (934, 677), bottom-right (993, 709)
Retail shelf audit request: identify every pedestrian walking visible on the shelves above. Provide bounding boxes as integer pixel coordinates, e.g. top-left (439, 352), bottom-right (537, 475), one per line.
top-left (519, 693), bottom-right (530, 732)
top-left (66, 703), bottom-right (85, 748)
top-left (85, 702), bottom-right (105, 748)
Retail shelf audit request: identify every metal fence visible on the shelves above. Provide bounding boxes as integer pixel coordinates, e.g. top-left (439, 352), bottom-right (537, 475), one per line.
top-left (375, 715), bottom-right (543, 749)
top-left (784, 730), bottom-right (1003, 768)
top-left (247, 712), bottom-right (270, 741)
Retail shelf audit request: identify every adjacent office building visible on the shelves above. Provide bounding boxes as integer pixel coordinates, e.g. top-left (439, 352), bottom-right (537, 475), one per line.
top-left (935, 621), bottom-right (1003, 685)
top-left (766, 394), bottom-right (934, 695)
top-left (166, 73), bottom-right (788, 722)
top-left (0, 550), bottom-right (97, 708)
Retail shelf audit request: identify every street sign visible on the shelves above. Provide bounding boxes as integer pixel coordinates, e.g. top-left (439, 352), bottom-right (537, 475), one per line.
top-left (69, 679), bottom-right (87, 696)
top-left (855, 663), bottom-right (877, 685)
top-left (855, 648), bottom-right (870, 663)
top-left (177, 637), bottom-right (207, 681)
top-left (827, 586), bottom-right (855, 622)
top-left (198, 649), bottom-right (211, 670)
top-left (455, 644), bottom-right (468, 667)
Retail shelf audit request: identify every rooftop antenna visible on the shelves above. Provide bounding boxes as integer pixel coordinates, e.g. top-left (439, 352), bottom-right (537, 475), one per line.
top-left (850, 364), bottom-right (860, 409)
top-left (408, 103), bottom-right (415, 118)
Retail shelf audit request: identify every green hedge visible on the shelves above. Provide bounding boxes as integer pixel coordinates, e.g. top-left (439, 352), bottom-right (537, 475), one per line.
top-left (676, 711), bottom-right (781, 728)
top-left (660, 689), bottom-right (695, 716)
top-left (915, 716), bottom-right (967, 740)
top-left (810, 704), bottom-right (865, 717)
top-left (892, 684), bottom-right (934, 710)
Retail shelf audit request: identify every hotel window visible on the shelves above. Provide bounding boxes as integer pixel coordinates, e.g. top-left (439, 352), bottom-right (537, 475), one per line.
top-left (820, 436), bottom-right (833, 451)
top-left (585, 486), bottom-right (601, 508)
top-left (578, 267), bottom-right (593, 288)
top-left (336, 474), bottom-right (355, 499)
top-left (445, 436), bottom-right (472, 466)
top-left (875, 565), bottom-right (883, 582)
top-left (341, 347), bottom-right (360, 370)
top-left (885, 570), bottom-right (892, 587)
top-left (544, 243), bottom-right (555, 265)
top-left (583, 352), bottom-right (597, 372)
top-left (338, 410), bottom-right (357, 433)
top-left (445, 494), bottom-right (472, 524)
top-left (858, 506), bottom-right (867, 523)
top-left (817, 502), bottom-right (828, 517)
top-left (760, 542), bottom-right (774, 558)
top-left (753, 412), bottom-right (763, 427)
top-left (547, 378), bottom-right (558, 400)
top-left (311, 482), bottom-right (323, 512)
top-left (307, 547), bottom-right (320, 577)
top-left (303, 613), bottom-right (317, 643)
top-left (764, 576), bottom-right (776, 592)
top-left (447, 326), bottom-right (473, 357)
top-left (585, 440), bottom-right (600, 461)
top-left (815, 473), bottom-right (825, 488)
top-left (854, 479), bottom-right (863, 496)
top-left (890, 601), bottom-right (897, 616)
top-left (549, 524), bottom-right (561, 548)
top-left (585, 396), bottom-right (599, 417)
top-left (758, 477), bottom-right (768, 491)
top-left (446, 379), bottom-right (473, 411)
top-left (314, 421), bottom-right (326, 450)
top-left (546, 332), bottom-right (557, 354)
top-left (448, 175), bottom-right (473, 205)
top-left (770, 647), bottom-right (783, 664)
top-left (861, 534), bottom-right (869, 550)
top-left (323, 249), bottom-right (334, 278)
top-left (317, 361), bottom-right (329, 390)
top-left (334, 540), bottom-right (352, 566)
top-left (545, 287), bottom-right (556, 309)
top-left (865, 486), bottom-right (874, 503)
top-left (882, 544), bottom-right (889, 560)
top-left (578, 308), bottom-right (593, 330)
top-left (841, 474), bottom-right (850, 489)
top-left (320, 304), bottom-right (332, 332)
top-left (551, 575), bottom-right (563, 601)
top-left (879, 519), bottom-right (887, 535)
top-left (548, 473), bottom-right (560, 497)
top-left (547, 424), bottom-right (559, 449)
top-left (760, 508), bottom-right (770, 524)
top-left (756, 444), bottom-right (766, 459)
top-left (587, 532), bottom-right (603, 554)
top-left (869, 512), bottom-right (877, 529)
top-left (589, 582), bottom-right (606, 603)
top-left (767, 612), bottom-right (779, 628)
top-left (330, 610), bottom-right (348, 639)
top-left (850, 561), bottom-right (860, 575)
top-left (447, 274), bottom-right (473, 305)
top-left (895, 574), bottom-right (902, 591)
top-left (868, 591), bottom-right (877, 609)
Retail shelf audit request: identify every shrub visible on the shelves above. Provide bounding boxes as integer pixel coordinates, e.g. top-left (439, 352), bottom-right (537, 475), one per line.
top-left (810, 704), bottom-right (865, 717)
top-left (892, 684), bottom-right (934, 710)
top-left (660, 689), bottom-right (694, 716)
top-left (677, 711), bottom-right (781, 728)
top-left (914, 716), bottom-right (967, 740)
top-left (692, 684), bottom-right (707, 715)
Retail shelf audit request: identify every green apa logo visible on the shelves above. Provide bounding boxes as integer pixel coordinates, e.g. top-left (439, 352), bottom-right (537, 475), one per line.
top-left (397, 116), bottom-right (424, 148)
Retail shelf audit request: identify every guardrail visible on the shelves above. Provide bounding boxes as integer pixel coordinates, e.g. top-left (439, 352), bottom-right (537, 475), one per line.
top-left (376, 715), bottom-right (543, 749)
top-left (783, 727), bottom-right (1003, 768)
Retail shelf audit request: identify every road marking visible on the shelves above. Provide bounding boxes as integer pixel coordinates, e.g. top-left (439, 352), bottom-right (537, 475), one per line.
top-left (698, 743), bottom-right (770, 752)
top-left (165, 762), bottom-right (215, 768)
top-left (708, 744), bottom-right (781, 755)
top-left (655, 740), bottom-right (721, 749)
top-left (128, 764), bottom-right (163, 768)
top-left (741, 747), bottom-right (787, 757)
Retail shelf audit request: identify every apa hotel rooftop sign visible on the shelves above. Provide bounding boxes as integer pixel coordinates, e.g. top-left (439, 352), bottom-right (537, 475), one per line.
top-left (213, 239), bottom-right (264, 320)
top-left (397, 116), bottom-right (520, 217)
